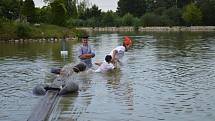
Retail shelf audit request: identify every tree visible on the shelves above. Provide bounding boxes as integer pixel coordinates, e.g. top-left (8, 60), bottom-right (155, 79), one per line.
top-left (153, 7), bottom-right (166, 15)
top-left (0, 0), bottom-right (20, 20)
top-left (43, 0), bottom-right (78, 19)
top-left (21, 0), bottom-right (36, 23)
top-left (102, 11), bottom-right (117, 27)
top-left (64, 0), bottom-right (78, 18)
top-left (163, 7), bottom-right (183, 25)
top-left (177, 0), bottom-right (193, 8)
top-left (38, 6), bottom-right (52, 24)
top-left (141, 13), bottom-right (164, 26)
top-left (77, 0), bottom-right (88, 19)
top-left (0, 2), bottom-right (3, 17)
top-left (145, 0), bottom-right (157, 12)
top-left (154, 0), bottom-right (176, 9)
top-left (117, 0), bottom-right (146, 17)
top-left (50, 0), bottom-right (67, 26)
top-left (198, 0), bottom-right (215, 25)
top-left (122, 13), bottom-right (134, 26)
top-left (90, 4), bottom-right (102, 18)
top-left (182, 3), bottom-right (202, 25)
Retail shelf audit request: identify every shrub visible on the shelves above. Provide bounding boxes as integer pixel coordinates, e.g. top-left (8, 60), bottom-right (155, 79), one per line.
top-left (122, 13), bottom-right (134, 26)
top-left (101, 11), bottom-right (117, 27)
top-left (157, 15), bottom-right (173, 26)
top-left (0, 18), bottom-right (2, 28)
top-left (133, 17), bottom-right (141, 31)
top-left (182, 3), bottom-right (202, 26)
top-left (163, 7), bottom-right (182, 26)
top-left (16, 23), bottom-right (31, 38)
top-left (154, 7), bottom-right (166, 15)
top-left (141, 13), bottom-right (161, 26)
top-left (114, 17), bottom-right (122, 27)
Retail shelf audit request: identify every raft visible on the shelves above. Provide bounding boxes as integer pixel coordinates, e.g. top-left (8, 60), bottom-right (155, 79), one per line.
top-left (27, 90), bottom-right (59, 121)
top-left (28, 62), bottom-right (86, 121)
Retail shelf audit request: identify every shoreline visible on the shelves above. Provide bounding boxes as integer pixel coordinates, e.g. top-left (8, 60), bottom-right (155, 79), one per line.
top-left (0, 23), bottom-right (84, 41)
top-left (0, 36), bottom-right (78, 43)
top-left (77, 26), bottom-right (215, 32)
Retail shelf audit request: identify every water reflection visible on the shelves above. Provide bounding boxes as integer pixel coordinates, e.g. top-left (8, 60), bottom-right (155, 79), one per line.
top-left (0, 39), bottom-right (77, 65)
top-left (106, 70), bottom-right (134, 111)
top-left (153, 32), bottom-right (214, 60)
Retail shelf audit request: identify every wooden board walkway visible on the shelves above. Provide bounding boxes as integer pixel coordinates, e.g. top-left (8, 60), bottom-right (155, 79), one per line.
top-left (28, 90), bottom-right (60, 121)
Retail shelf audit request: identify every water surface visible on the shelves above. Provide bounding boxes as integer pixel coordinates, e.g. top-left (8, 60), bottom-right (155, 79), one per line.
top-left (0, 32), bottom-right (215, 121)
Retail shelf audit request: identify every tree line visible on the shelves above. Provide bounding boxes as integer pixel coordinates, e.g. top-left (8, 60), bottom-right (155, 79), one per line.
top-left (1, 0), bottom-right (215, 27)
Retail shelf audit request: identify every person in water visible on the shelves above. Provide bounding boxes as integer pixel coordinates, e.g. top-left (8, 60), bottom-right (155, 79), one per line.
top-left (95, 55), bottom-right (115, 73)
top-left (110, 36), bottom-right (132, 66)
top-left (78, 35), bottom-right (95, 68)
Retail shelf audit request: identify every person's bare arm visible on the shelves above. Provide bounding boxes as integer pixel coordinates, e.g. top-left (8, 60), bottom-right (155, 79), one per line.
top-left (111, 50), bottom-right (117, 61)
top-left (111, 50), bottom-right (118, 64)
top-left (79, 54), bottom-right (94, 59)
top-left (95, 62), bottom-right (102, 66)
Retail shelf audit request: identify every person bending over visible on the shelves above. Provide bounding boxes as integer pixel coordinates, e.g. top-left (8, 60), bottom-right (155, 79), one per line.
top-left (95, 55), bottom-right (115, 73)
top-left (110, 36), bottom-right (132, 67)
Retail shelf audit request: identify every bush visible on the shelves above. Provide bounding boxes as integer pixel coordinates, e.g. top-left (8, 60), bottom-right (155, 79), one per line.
top-left (114, 17), bottom-right (122, 27)
top-left (163, 7), bottom-right (182, 26)
top-left (182, 3), bottom-right (202, 26)
top-left (141, 13), bottom-right (174, 27)
top-left (76, 19), bottom-right (84, 27)
top-left (141, 13), bottom-right (161, 26)
top-left (85, 17), bottom-right (100, 27)
top-left (133, 17), bottom-right (141, 31)
top-left (0, 19), bottom-right (2, 28)
top-left (154, 7), bottom-right (166, 15)
top-left (160, 15), bottom-right (174, 26)
top-left (16, 23), bottom-right (31, 38)
top-left (122, 13), bottom-right (134, 26)
top-left (0, 17), bottom-right (8, 28)
top-left (101, 11), bottom-right (117, 27)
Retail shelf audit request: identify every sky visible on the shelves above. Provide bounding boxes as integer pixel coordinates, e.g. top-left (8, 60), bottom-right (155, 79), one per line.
top-left (33, 0), bottom-right (118, 12)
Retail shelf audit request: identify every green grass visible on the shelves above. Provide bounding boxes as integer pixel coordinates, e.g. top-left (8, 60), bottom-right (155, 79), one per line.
top-left (0, 21), bottom-right (82, 40)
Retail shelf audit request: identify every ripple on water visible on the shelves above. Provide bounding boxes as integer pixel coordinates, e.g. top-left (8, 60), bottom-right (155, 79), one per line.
top-left (1, 33), bottom-right (215, 121)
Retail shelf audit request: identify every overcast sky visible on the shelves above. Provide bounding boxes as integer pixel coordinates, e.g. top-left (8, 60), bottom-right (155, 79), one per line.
top-left (33, 0), bottom-right (118, 12)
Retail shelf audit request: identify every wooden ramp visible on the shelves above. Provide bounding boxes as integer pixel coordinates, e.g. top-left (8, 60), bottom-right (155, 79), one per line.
top-left (28, 90), bottom-right (60, 121)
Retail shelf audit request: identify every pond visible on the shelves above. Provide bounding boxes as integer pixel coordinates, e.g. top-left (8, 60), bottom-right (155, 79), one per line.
top-left (0, 32), bottom-right (215, 121)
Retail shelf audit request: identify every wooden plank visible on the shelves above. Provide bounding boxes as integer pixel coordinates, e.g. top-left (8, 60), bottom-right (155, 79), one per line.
top-left (28, 90), bottom-right (60, 121)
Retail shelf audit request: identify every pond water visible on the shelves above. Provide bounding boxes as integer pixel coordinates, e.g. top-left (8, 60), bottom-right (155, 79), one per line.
top-left (0, 32), bottom-right (215, 121)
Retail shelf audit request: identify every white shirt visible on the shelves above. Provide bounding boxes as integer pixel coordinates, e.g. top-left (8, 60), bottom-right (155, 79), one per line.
top-left (109, 46), bottom-right (125, 60)
top-left (95, 62), bottom-right (115, 73)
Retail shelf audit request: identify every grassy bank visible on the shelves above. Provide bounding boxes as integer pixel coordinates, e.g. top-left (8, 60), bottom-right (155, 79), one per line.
top-left (0, 21), bottom-right (84, 40)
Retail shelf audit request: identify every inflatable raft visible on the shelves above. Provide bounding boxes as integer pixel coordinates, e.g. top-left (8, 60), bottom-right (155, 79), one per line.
top-left (28, 62), bottom-right (86, 121)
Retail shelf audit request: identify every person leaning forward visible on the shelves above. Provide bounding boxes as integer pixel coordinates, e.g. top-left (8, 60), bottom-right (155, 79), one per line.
top-left (110, 36), bottom-right (132, 67)
top-left (78, 35), bottom-right (95, 68)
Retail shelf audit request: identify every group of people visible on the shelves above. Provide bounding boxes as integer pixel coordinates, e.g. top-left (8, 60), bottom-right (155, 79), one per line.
top-left (78, 35), bottom-right (132, 73)
top-left (47, 35), bottom-right (132, 94)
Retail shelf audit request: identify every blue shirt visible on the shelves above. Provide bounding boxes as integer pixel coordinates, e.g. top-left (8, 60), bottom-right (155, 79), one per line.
top-left (78, 45), bottom-right (95, 68)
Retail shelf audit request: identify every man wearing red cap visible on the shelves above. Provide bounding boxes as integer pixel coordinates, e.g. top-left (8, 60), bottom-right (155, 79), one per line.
top-left (109, 36), bottom-right (132, 67)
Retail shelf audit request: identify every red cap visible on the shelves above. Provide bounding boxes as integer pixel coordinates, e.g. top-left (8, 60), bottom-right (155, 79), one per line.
top-left (124, 36), bottom-right (132, 46)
